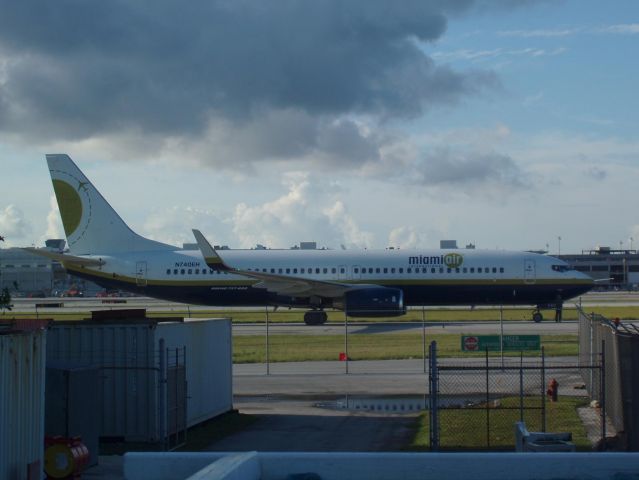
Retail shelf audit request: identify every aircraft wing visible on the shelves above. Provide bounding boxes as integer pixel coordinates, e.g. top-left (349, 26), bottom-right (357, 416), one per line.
top-left (22, 248), bottom-right (105, 267)
top-left (192, 229), bottom-right (367, 298)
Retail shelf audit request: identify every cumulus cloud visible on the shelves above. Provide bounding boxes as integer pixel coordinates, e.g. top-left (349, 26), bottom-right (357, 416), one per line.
top-left (388, 226), bottom-right (427, 249)
top-left (143, 206), bottom-right (231, 248)
top-left (231, 173), bottom-right (373, 248)
top-left (0, 204), bottom-right (32, 245)
top-left (42, 195), bottom-right (63, 241)
top-left (0, 0), bottom-right (502, 168)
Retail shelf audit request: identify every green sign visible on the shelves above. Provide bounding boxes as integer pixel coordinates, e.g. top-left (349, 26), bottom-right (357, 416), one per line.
top-left (461, 335), bottom-right (541, 352)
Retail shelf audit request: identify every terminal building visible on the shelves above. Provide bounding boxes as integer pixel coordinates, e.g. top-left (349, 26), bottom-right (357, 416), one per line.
top-left (559, 247), bottom-right (639, 289)
top-left (0, 240), bottom-right (101, 297)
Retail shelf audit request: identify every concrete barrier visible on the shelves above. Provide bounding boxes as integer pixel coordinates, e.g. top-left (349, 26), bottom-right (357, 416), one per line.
top-left (125, 451), bottom-right (639, 480)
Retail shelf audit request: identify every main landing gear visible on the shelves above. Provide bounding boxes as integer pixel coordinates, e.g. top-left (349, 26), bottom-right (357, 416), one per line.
top-left (304, 310), bottom-right (327, 326)
top-left (532, 297), bottom-right (563, 323)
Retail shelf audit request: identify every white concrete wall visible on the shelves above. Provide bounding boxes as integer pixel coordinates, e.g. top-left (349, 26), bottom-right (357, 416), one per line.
top-left (125, 451), bottom-right (639, 480)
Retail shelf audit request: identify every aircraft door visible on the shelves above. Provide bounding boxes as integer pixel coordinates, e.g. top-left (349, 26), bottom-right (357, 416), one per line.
top-left (338, 264), bottom-right (348, 280)
top-left (524, 259), bottom-right (536, 284)
top-left (136, 261), bottom-right (148, 286)
top-left (352, 265), bottom-right (362, 280)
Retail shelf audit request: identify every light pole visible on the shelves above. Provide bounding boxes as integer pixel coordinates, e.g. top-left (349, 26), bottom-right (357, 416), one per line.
top-left (631, 237), bottom-right (634, 252)
top-left (557, 236), bottom-right (562, 256)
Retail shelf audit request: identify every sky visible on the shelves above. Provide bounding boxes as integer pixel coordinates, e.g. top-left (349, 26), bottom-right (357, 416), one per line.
top-left (1, 0), bottom-right (638, 254)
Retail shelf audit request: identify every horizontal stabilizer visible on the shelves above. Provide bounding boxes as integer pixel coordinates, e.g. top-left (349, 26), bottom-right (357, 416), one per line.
top-left (22, 248), bottom-right (105, 267)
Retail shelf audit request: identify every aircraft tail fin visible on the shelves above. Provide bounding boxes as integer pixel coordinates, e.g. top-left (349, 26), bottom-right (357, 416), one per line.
top-left (46, 154), bottom-right (175, 254)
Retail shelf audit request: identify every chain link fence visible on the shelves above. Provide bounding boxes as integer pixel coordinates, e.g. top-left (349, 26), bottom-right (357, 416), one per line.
top-left (428, 343), bottom-right (601, 451)
top-left (578, 308), bottom-right (639, 450)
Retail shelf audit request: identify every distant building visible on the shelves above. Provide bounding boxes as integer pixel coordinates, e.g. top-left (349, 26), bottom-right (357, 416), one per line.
top-left (560, 247), bottom-right (639, 289)
top-left (0, 245), bottom-right (102, 296)
top-left (440, 240), bottom-right (458, 249)
top-left (299, 242), bottom-right (317, 250)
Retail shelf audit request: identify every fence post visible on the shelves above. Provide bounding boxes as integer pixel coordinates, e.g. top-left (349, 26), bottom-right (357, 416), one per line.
top-left (601, 339), bottom-right (606, 448)
top-left (519, 351), bottom-right (524, 422)
top-left (541, 346), bottom-right (546, 432)
top-left (422, 307), bottom-right (427, 374)
top-left (344, 311), bottom-right (349, 374)
top-left (429, 341), bottom-right (438, 451)
top-left (159, 338), bottom-right (167, 449)
top-left (486, 346), bottom-right (490, 448)
top-left (265, 306), bottom-right (270, 375)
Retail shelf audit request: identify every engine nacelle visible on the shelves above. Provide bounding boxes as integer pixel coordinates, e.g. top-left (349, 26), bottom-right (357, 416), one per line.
top-left (343, 287), bottom-right (406, 317)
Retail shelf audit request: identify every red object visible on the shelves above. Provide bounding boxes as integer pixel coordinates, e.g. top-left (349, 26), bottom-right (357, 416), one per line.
top-left (546, 378), bottom-right (559, 402)
top-left (339, 352), bottom-right (348, 361)
top-left (464, 336), bottom-right (479, 351)
top-left (44, 436), bottom-right (89, 479)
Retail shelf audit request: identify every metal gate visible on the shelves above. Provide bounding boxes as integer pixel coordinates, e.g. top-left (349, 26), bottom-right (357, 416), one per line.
top-left (428, 344), bottom-right (604, 451)
top-left (160, 346), bottom-right (187, 451)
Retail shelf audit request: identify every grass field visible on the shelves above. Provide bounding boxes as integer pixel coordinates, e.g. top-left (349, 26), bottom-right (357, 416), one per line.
top-left (408, 396), bottom-right (591, 451)
top-left (2, 304), bottom-right (636, 323)
top-left (233, 333), bottom-right (578, 363)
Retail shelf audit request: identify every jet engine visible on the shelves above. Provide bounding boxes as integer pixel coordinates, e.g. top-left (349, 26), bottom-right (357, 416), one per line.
top-left (342, 287), bottom-right (406, 317)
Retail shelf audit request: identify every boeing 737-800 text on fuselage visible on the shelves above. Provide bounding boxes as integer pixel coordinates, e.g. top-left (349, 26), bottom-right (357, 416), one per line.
top-left (27, 154), bottom-right (594, 324)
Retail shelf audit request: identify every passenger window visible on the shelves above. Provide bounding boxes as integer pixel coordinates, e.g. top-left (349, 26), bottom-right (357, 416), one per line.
top-left (332, 268), bottom-right (336, 274)
top-left (181, 269), bottom-right (185, 275)
top-left (174, 269), bottom-right (178, 275)
top-left (293, 268), bottom-right (298, 274)
top-left (470, 268), bottom-right (474, 273)
top-left (439, 268), bottom-right (444, 273)
top-left (492, 267), bottom-right (497, 273)
top-left (195, 269), bottom-right (199, 274)
top-left (391, 268), bottom-right (396, 274)
top-left (447, 268), bottom-right (452, 273)
top-left (462, 268), bottom-right (467, 273)
top-left (455, 268), bottom-right (460, 273)
top-left (500, 267), bottom-right (504, 273)
top-left (368, 268), bottom-right (373, 274)
top-left (271, 268), bottom-right (275, 273)
top-left (316, 268), bottom-right (320, 274)
top-left (383, 268), bottom-right (388, 274)
top-left (286, 268), bottom-right (290, 274)
top-left (340, 268), bottom-right (345, 274)
top-left (354, 268), bottom-right (359, 273)
top-left (217, 270), bottom-right (221, 274)
top-left (166, 269), bottom-right (171, 275)
top-left (407, 268), bottom-right (411, 274)
top-left (301, 268), bottom-right (305, 274)
top-left (278, 268), bottom-right (283, 274)
top-left (376, 268), bottom-right (381, 274)
top-left (478, 268), bottom-right (482, 273)
top-left (323, 268), bottom-right (328, 274)
top-left (431, 268), bottom-right (435, 274)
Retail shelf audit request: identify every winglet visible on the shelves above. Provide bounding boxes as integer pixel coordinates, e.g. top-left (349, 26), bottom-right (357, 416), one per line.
top-left (192, 229), bottom-right (229, 270)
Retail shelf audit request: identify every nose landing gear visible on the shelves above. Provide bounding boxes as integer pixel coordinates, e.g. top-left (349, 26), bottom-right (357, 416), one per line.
top-left (532, 297), bottom-right (563, 323)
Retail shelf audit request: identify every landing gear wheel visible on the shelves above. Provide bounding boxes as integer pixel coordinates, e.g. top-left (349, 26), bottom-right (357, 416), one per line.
top-left (304, 310), bottom-right (327, 326)
top-left (532, 311), bottom-right (543, 323)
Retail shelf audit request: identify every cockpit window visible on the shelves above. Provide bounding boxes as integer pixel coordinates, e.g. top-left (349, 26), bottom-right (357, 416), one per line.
top-left (552, 264), bottom-right (572, 272)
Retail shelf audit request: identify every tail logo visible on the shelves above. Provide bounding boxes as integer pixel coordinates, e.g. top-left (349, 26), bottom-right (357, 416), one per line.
top-left (52, 179), bottom-right (84, 236)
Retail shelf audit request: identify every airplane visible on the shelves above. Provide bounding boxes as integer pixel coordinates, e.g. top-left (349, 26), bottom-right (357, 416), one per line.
top-left (26, 154), bottom-right (594, 324)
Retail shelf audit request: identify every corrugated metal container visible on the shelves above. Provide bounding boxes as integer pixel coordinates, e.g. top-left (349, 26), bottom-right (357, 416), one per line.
top-left (47, 318), bottom-right (232, 442)
top-left (0, 328), bottom-right (47, 480)
top-left (45, 363), bottom-right (100, 466)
